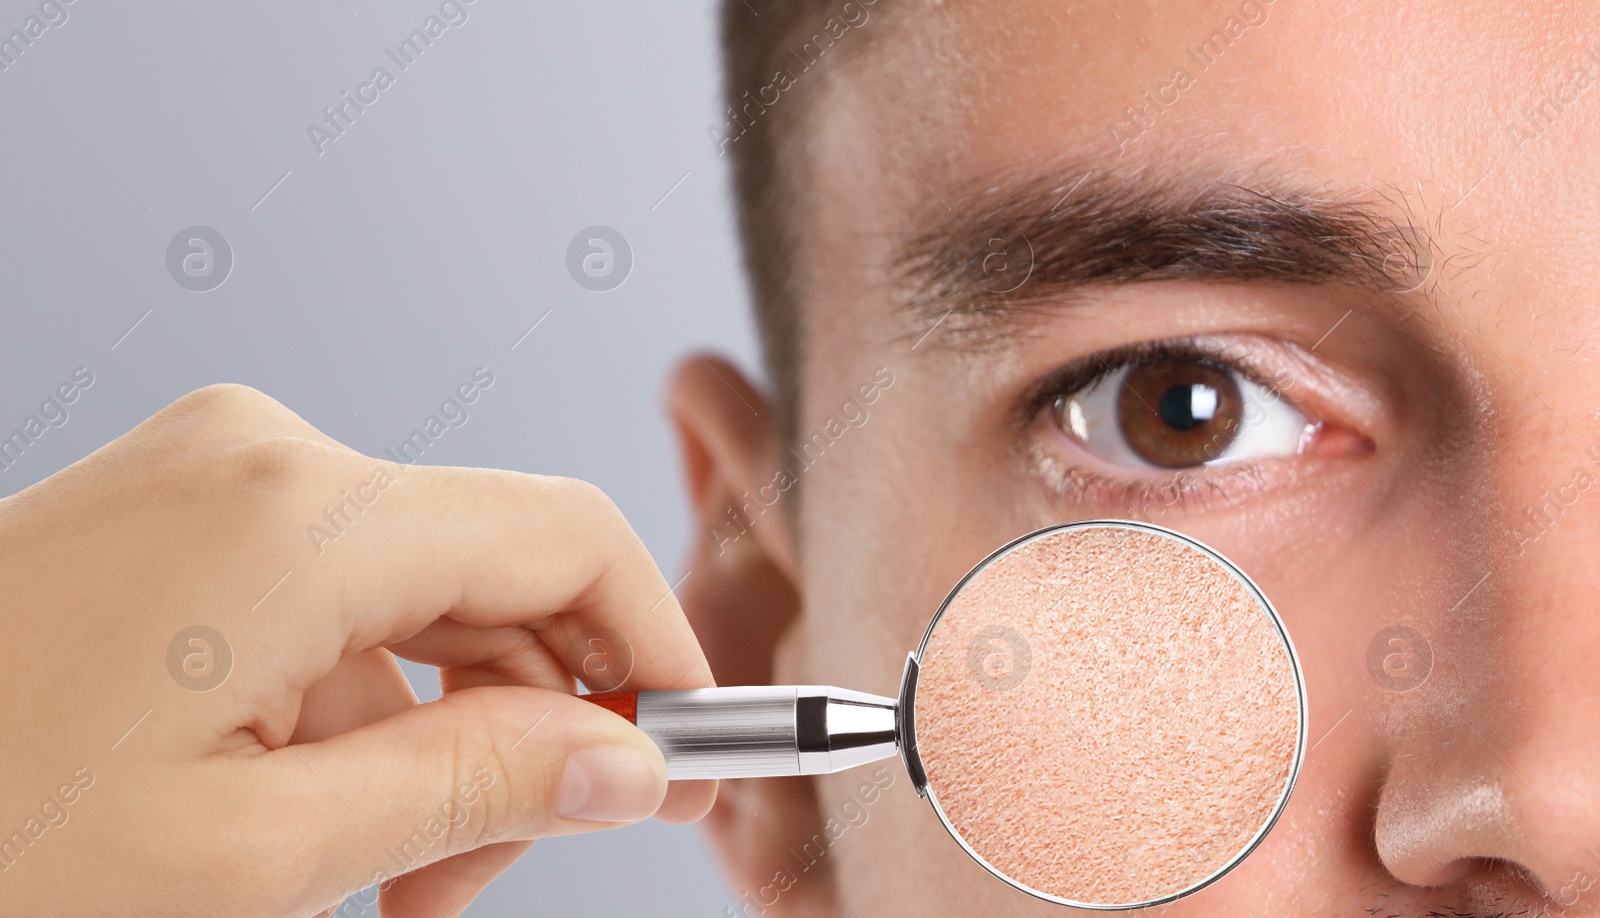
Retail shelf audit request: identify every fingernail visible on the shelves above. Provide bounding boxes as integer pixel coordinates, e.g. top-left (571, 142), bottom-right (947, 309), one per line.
top-left (557, 745), bottom-right (664, 823)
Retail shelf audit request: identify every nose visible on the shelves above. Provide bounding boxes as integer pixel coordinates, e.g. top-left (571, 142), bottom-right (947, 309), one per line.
top-left (1372, 480), bottom-right (1600, 909)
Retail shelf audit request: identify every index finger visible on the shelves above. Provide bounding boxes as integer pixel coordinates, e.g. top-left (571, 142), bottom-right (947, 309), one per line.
top-left (374, 465), bottom-right (711, 693)
top-left (231, 449), bottom-right (713, 699)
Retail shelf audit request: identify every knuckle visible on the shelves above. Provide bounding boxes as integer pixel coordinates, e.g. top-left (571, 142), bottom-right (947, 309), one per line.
top-left (547, 476), bottom-right (627, 531)
top-left (168, 383), bottom-right (287, 421)
top-left (560, 479), bottom-right (627, 527)
top-left (448, 701), bottom-right (545, 846)
top-left (459, 746), bottom-right (515, 848)
top-left (221, 435), bottom-right (346, 493)
top-left (550, 475), bottom-right (613, 510)
top-left (146, 385), bottom-right (307, 467)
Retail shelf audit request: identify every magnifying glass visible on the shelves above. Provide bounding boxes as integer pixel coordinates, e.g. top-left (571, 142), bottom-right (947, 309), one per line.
top-left (585, 520), bottom-right (1306, 909)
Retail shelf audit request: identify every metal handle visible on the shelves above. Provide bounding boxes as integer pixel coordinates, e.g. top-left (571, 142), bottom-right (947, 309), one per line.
top-left (642, 686), bottom-right (801, 779)
top-left (584, 686), bottom-right (899, 780)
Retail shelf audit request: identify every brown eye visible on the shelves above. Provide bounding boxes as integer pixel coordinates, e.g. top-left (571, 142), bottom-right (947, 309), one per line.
top-left (1116, 360), bottom-right (1243, 468)
top-left (1051, 351), bottom-right (1308, 471)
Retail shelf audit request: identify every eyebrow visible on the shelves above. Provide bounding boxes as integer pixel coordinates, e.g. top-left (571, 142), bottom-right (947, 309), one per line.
top-left (894, 164), bottom-right (1432, 340)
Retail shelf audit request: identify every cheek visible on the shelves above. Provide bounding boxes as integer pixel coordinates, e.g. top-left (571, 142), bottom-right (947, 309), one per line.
top-left (791, 404), bottom-right (945, 685)
top-left (820, 768), bottom-right (1022, 913)
top-left (1168, 465), bottom-right (1490, 888)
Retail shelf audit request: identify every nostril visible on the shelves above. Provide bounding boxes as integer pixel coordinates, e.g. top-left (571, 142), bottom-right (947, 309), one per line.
top-left (1385, 854), bottom-right (1487, 889)
top-left (1388, 857), bottom-right (1497, 895)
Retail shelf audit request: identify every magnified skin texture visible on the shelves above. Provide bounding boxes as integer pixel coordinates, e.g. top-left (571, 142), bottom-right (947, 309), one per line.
top-left (915, 525), bottom-right (1299, 906)
top-left (670, 0), bottom-right (1600, 915)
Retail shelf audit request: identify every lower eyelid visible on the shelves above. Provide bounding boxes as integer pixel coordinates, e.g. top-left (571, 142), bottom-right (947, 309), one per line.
top-left (1026, 437), bottom-right (1270, 515)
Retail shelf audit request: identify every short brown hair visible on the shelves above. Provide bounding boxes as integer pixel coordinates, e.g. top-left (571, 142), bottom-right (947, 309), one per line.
top-left (718, 0), bottom-right (883, 440)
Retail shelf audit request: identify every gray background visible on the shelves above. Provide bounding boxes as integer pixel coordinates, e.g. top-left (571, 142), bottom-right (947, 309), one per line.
top-left (0, 1), bottom-right (754, 913)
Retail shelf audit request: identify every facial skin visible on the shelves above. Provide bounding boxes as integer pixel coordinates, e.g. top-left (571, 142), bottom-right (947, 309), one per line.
top-left (669, 1), bottom-right (1600, 915)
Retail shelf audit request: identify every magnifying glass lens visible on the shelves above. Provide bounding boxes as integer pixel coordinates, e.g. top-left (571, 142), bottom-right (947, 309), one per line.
top-left (911, 522), bottom-right (1304, 909)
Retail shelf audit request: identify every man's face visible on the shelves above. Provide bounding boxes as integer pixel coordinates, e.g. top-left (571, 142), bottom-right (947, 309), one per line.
top-left (753, 0), bottom-right (1600, 914)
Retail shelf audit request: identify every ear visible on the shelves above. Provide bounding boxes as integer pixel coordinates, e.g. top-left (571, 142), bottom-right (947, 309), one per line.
top-left (665, 356), bottom-right (835, 917)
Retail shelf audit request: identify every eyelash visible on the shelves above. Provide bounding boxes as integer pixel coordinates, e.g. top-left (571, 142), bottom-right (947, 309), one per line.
top-left (1022, 339), bottom-right (1297, 512)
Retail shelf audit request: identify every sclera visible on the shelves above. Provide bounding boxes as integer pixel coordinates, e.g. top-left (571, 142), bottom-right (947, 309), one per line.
top-left (895, 521), bottom-right (1307, 910)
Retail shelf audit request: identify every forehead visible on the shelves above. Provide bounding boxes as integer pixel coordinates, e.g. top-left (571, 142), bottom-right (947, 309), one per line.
top-left (830, 0), bottom-right (1577, 181)
top-left (794, 0), bottom-right (1600, 394)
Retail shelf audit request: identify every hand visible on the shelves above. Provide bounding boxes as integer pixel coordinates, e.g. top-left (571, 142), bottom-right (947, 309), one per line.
top-left (0, 385), bottom-right (716, 917)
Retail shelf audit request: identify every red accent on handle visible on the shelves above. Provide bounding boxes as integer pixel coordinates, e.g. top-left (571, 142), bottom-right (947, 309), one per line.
top-left (583, 691), bottom-right (639, 724)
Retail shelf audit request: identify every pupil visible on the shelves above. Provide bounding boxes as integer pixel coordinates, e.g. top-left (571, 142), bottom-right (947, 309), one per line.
top-left (1158, 384), bottom-right (1217, 431)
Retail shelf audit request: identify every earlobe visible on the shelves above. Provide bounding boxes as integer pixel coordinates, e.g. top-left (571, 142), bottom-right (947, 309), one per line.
top-left (665, 355), bottom-right (835, 916)
top-left (703, 775), bottom-right (839, 918)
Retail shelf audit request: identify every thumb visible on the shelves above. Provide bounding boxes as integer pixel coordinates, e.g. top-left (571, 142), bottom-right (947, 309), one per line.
top-left (269, 686), bottom-right (668, 906)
